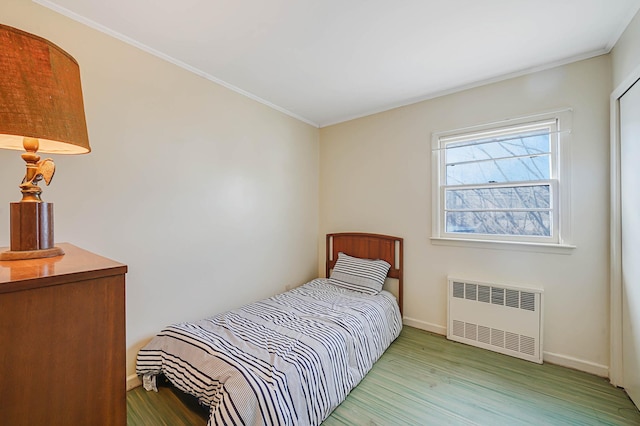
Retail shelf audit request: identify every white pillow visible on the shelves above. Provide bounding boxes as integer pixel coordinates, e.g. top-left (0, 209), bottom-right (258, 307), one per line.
top-left (329, 252), bottom-right (391, 295)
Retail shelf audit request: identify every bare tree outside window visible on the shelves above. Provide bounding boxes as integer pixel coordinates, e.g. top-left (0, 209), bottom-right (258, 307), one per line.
top-left (433, 111), bottom-right (572, 247)
top-left (441, 125), bottom-right (555, 238)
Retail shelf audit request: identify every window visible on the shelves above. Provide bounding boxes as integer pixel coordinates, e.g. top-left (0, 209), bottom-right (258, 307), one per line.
top-left (432, 110), bottom-right (572, 247)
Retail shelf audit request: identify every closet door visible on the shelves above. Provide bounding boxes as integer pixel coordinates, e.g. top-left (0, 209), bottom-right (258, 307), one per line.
top-left (620, 77), bottom-right (640, 408)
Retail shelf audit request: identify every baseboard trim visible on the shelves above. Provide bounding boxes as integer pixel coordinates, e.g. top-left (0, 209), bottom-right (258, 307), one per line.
top-left (402, 319), bottom-right (609, 378)
top-left (127, 373), bottom-right (142, 391)
top-left (543, 351), bottom-right (609, 378)
top-left (126, 325), bottom-right (609, 387)
top-left (403, 317), bottom-right (447, 336)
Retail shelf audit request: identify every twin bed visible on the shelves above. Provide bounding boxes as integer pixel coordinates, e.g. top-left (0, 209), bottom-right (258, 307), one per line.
top-left (136, 233), bottom-right (404, 425)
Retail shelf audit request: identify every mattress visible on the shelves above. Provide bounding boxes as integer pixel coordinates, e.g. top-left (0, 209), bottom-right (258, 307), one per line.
top-left (136, 278), bottom-right (402, 425)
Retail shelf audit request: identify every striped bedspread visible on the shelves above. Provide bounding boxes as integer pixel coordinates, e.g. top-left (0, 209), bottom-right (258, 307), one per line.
top-left (136, 278), bottom-right (402, 425)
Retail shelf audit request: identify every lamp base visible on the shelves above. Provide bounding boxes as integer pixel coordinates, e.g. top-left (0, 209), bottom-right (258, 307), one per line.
top-left (0, 246), bottom-right (64, 261)
top-left (2, 201), bottom-right (64, 261)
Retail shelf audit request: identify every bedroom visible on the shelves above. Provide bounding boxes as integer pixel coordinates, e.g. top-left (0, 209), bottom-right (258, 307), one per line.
top-left (0, 0), bottom-right (639, 424)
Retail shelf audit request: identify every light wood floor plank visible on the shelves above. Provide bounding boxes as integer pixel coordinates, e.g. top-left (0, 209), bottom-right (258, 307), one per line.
top-left (128, 326), bottom-right (640, 425)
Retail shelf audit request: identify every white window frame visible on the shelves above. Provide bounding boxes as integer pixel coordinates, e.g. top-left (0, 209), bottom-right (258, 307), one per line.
top-left (431, 109), bottom-right (575, 252)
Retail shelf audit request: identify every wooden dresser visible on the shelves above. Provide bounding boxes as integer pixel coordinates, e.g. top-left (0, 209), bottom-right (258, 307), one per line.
top-left (0, 243), bottom-right (127, 426)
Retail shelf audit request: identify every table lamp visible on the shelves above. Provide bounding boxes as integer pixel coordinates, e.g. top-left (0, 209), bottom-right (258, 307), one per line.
top-left (0, 24), bottom-right (90, 261)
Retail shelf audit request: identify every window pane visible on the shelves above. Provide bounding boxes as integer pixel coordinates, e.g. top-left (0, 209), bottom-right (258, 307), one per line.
top-left (446, 132), bottom-right (550, 164)
top-left (445, 211), bottom-right (551, 236)
top-left (445, 131), bottom-right (551, 185)
top-left (434, 113), bottom-right (569, 244)
top-left (445, 185), bottom-right (550, 210)
top-left (446, 154), bottom-right (550, 185)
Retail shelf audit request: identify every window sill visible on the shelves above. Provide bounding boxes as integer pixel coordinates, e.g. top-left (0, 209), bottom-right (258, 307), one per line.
top-left (430, 237), bottom-right (576, 255)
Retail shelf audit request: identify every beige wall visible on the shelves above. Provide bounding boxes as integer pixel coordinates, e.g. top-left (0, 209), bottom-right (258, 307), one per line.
top-left (0, 0), bottom-right (320, 381)
top-left (2, 0), bottom-right (628, 383)
top-left (612, 9), bottom-right (640, 88)
top-left (319, 55), bottom-right (612, 375)
top-left (609, 6), bottom-right (640, 396)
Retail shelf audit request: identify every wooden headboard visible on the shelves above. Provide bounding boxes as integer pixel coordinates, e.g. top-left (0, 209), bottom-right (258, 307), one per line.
top-left (326, 233), bottom-right (403, 315)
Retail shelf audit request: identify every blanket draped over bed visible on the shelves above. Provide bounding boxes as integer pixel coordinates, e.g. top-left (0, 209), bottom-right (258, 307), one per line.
top-left (136, 278), bottom-right (402, 426)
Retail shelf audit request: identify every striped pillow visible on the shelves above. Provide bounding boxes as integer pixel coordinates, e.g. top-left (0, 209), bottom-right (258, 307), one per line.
top-left (329, 252), bottom-right (391, 295)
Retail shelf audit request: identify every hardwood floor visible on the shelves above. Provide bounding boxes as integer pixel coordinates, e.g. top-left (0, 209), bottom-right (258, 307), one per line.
top-left (127, 326), bottom-right (640, 425)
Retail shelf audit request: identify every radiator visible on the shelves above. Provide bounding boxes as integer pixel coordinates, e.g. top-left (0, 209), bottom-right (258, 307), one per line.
top-left (447, 277), bottom-right (543, 364)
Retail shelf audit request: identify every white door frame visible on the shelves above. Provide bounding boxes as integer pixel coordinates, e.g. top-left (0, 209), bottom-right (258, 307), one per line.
top-left (610, 63), bottom-right (640, 386)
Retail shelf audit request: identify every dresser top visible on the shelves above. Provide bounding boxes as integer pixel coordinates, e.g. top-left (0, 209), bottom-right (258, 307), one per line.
top-left (0, 243), bottom-right (127, 293)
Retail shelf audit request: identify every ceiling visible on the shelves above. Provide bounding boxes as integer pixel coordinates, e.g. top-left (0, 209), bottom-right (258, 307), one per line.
top-left (37, 0), bottom-right (640, 127)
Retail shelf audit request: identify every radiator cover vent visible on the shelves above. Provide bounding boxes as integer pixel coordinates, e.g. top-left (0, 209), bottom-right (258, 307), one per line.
top-left (447, 278), bottom-right (543, 363)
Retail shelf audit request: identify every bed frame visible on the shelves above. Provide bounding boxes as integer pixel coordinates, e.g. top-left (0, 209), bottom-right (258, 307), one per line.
top-left (326, 232), bottom-right (403, 315)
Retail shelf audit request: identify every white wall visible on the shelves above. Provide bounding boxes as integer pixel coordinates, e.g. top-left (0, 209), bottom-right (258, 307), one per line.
top-left (0, 0), bottom-right (320, 381)
top-left (319, 55), bottom-right (612, 375)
